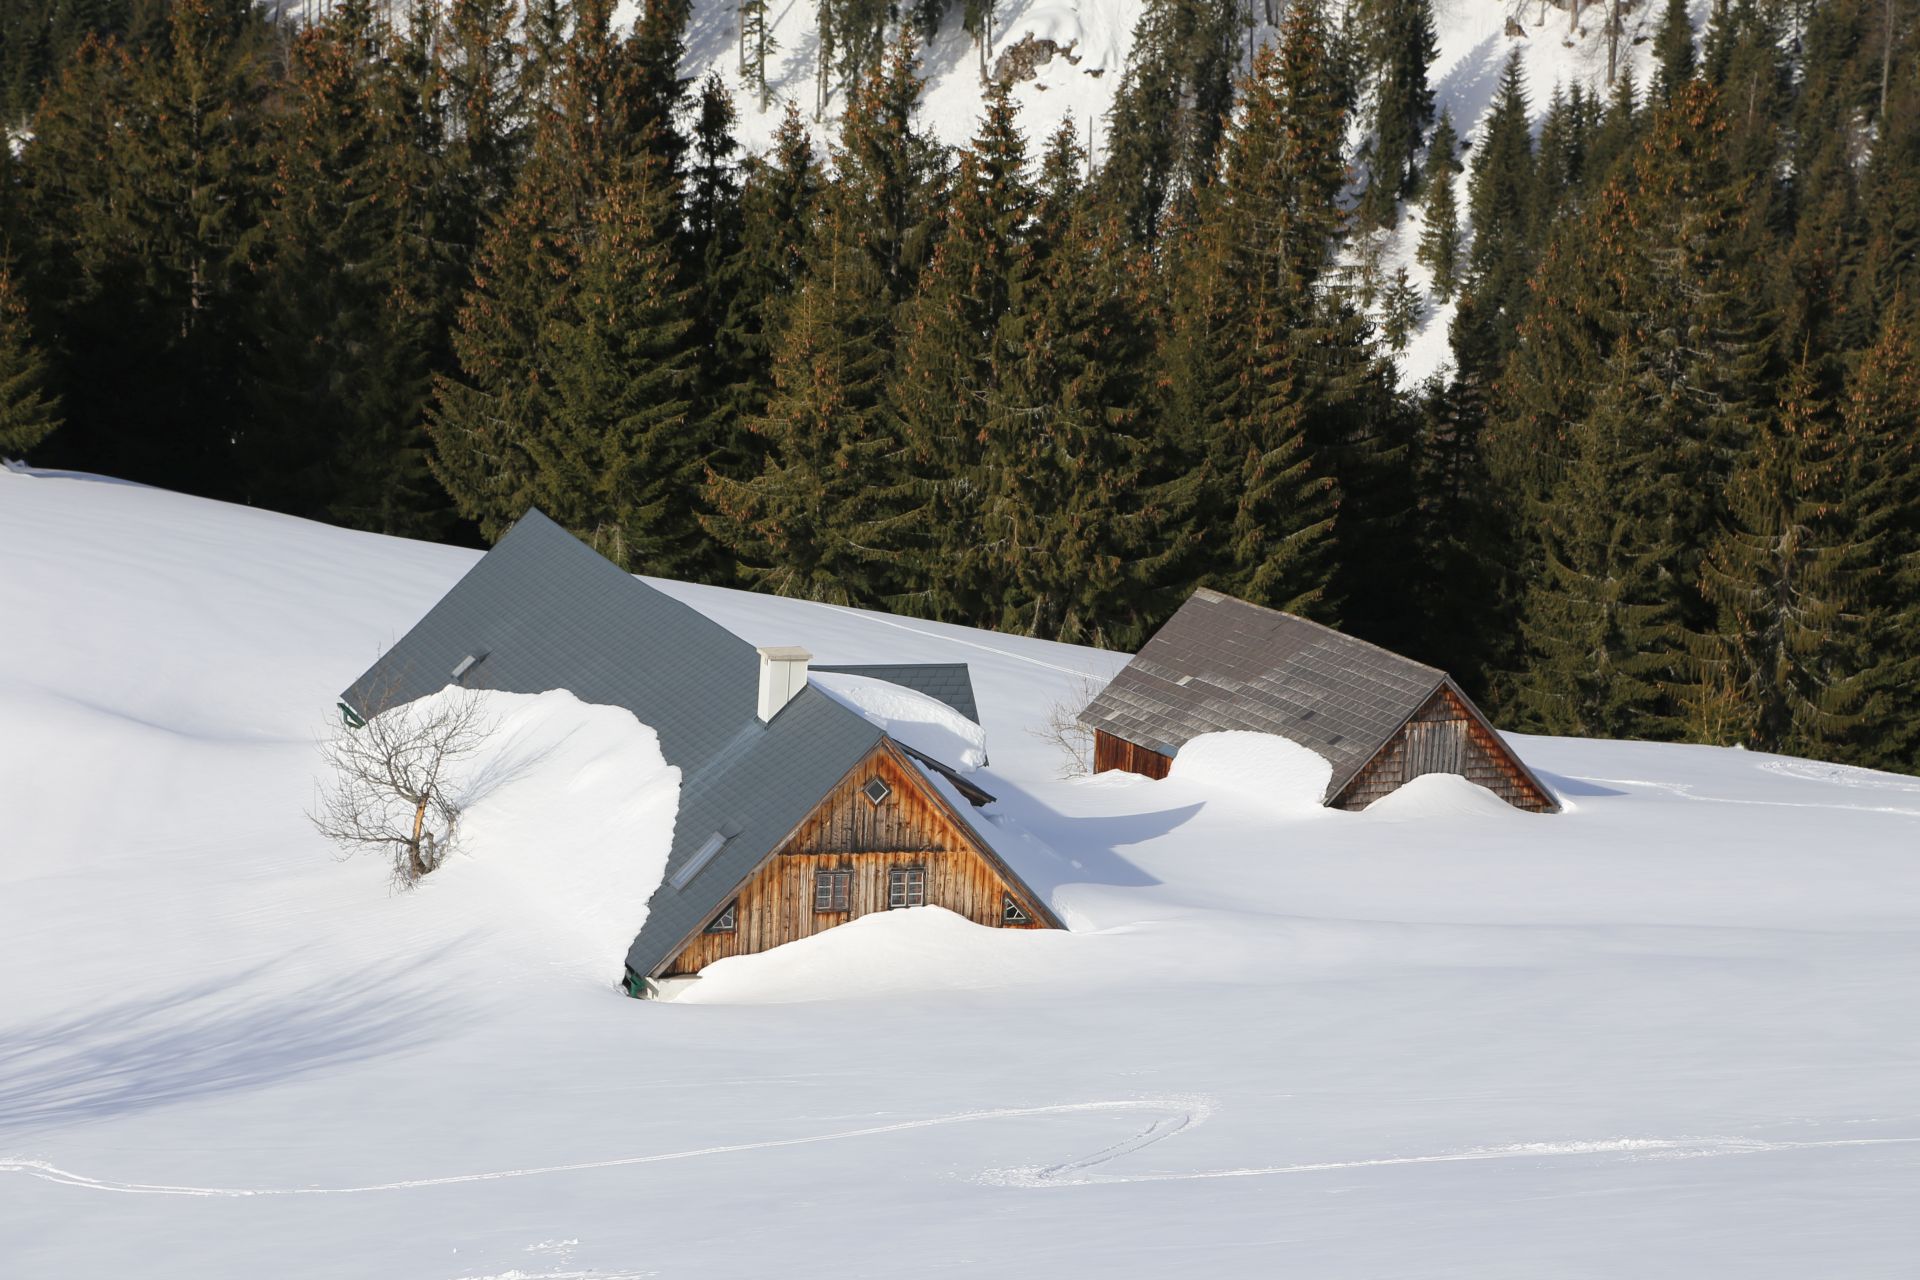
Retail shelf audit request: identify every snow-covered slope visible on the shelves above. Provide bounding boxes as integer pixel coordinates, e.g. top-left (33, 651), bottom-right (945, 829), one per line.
top-left (5, 467), bottom-right (1919, 1277)
top-left (668, 0), bottom-right (1705, 383)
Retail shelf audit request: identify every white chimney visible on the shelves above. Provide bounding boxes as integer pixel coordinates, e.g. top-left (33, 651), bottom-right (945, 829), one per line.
top-left (756, 646), bottom-right (812, 723)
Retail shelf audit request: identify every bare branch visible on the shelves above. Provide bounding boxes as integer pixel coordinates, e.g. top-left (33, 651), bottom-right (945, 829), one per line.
top-left (310, 681), bottom-right (495, 890)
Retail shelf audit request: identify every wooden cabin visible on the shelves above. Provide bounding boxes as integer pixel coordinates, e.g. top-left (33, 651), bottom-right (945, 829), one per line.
top-left (1079, 589), bottom-right (1557, 813)
top-left (658, 738), bottom-right (1051, 978)
top-left (339, 510), bottom-right (1059, 1000)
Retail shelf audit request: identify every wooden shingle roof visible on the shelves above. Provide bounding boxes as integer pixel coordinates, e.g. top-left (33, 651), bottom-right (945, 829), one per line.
top-left (1078, 589), bottom-right (1455, 802)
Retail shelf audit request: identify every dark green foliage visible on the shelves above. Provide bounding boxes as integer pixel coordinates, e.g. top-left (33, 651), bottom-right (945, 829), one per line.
top-left (702, 202), bottom-right (907, 605)
top-left (1513, 344), bottom-right (1685, 738)
top-left (0, 258), bottom-right (61, 455)
top-left (1653, 0), bottom-right (1696, 101)
top-left (1697, 355), bottom-right (1878, 756)
top-left (1359, 0), bottom-right (1438, 226)
top-left (9, 0), bottom-right (1920, 777)
top-left (1096, 0), bottom-right (1242, 244)
top-left (1416, 110), bottom-right (1461, 297)
top-left (245, 0), bottom-right (444, 536)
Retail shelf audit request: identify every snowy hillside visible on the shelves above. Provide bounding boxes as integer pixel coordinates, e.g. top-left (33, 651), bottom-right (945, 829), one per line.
top-left (667, 0), bottom-right (1702, 382)
top-left (4, 469), bottom-right (1919, 1276)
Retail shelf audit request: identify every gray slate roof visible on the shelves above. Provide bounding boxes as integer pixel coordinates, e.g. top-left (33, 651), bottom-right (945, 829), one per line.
top-left (1078, 588), bottom-right (1449, 802)
top-left (811, 663), bottom-right (981, 724)
top-left (340, 510), bottom-right (891, 980)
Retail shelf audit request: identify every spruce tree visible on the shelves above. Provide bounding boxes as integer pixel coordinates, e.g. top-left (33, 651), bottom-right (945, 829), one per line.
top-left (890, 83), bottom-right (1038, 624)
top-left (1513, 343), bottom-right (1685, 738)
top-left (1360, 0), bottom-right (1438, 226)
top-left (702, 203), bottom-right (907, 605)
top-left (1095, 0), bottom-right (1241, 244)
top-left (1840, 301), bottom-right (1920, 768)
top-left (1652, 0), bottom-right (1696, 102)
top-left (1416, 109), bottom-right (1461, 298)
top-left (247, 0), bottom-right (442, 534)
top-left (1699, 354), bottom-right (1878, 758)
top-left (0, 260), bottom-right (61, 456)
top-left (1463, 51), bottom-right (1534, 357)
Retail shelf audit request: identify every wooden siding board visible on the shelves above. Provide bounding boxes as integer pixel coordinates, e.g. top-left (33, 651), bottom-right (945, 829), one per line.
top-left (660, 744), bottom-right (1047, 977)
top-left (1332, 685), bottom-right (1555, 813)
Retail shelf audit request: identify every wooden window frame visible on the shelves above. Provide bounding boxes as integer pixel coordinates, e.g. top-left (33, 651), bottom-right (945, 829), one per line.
top-left (704, 901), bottom-right (737, 934)
top-left (1002, 894), bottom-right (1030, 925)
top-left (887, 865), bottom-right (927, 910)
top-left (813, 868), bottom-right (851, 913)
top-left (862, 776), bottom-right (892, 807)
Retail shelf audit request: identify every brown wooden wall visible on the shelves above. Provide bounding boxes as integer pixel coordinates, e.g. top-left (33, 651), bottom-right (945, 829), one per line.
top-left (1092, 729), bottom-right (1174, 779)
top-left (1333, 685), bottom-right (1555, 813)
top-left (661, 745), bottom-right (1046, 977)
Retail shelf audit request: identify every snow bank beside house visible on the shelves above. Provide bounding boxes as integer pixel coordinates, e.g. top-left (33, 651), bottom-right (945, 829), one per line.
top-left (1166, 730), bottom-right (1332, 813)
top-left (678, 905), bottom-right (1084, 1004)
top-left (390, 688), bottom-right (679, 982)
top-left (811, 669), bottom-right (988, 769)
top-left (1359, 771), bottom-right (1542, 823)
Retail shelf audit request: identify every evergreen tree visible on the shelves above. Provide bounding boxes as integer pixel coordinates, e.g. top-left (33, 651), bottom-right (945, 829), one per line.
top-left (1698, 354), bottom-right (1878, 757)
top-left (1165, 14), bottom-right (1351, 617)
top-left (0, 259), bottom-right (61, 456)
top-left (1415, 108), bottom-right (1460, 297)
top-left (246, 0), bottom-right (442, 535)
top-left (431, 0), bottom-right (706, 572)
top-left (1463, 51), bottom-right (1534, 356)
top-left (1840, 301), bottom-right (1920, 768)
top-left (1513, 344), bottom-right (1685, 738)
top-left (1653, 0), bottom-right (1696, 102)
top-left (979, 202), bottom-right (1184, 645)
top-left (890, 83), bottom-right (1038, 624)
top-left (1360, 0), bottom-right (1438, 226)
top-left (532, 151), bottom-right (701, 574)
top-left (722, 103), bottom-right (825, 472)
top-left (1095, 0), bottom-right (1241, 244)
top-left (702, 203), bottom-right (908, 604)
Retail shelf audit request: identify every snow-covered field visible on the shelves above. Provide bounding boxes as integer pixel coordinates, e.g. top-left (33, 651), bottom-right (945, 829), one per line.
top-left (4, 466), bottom-right (1919, 1277)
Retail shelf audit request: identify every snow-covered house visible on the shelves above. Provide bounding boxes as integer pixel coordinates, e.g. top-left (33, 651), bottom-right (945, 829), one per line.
top-left (1079, 589), bottom-right (1558, 813)
top-left (339, 511), bottom-right (1059, 997)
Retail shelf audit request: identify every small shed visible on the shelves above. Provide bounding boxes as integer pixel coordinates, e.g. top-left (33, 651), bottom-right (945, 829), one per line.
top-left (1078, 589), bottom-right (1557, 813)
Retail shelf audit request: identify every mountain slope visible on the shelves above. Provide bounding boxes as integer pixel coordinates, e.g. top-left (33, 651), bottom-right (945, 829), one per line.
top-left (3, 467), bottom-right (1918, 1277)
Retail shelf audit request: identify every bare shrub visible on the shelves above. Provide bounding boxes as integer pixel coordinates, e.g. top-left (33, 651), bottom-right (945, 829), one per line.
top-left (1031, 672), bottom-right (1106, 778)
top-left (311, 687), bottom-right (493, 888)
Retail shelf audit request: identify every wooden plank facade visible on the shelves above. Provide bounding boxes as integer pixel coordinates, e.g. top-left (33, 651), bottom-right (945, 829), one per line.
top-left (1330, 683), bottom-right (1555, 812)
top-left (1093, 729), bottom-right (1173, 779)
top-left (660, 742), bottom-right (1050, 977)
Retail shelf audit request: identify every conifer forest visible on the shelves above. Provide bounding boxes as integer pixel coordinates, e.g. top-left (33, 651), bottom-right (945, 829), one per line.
top-left (3, 0), bottom-right (1920, 773)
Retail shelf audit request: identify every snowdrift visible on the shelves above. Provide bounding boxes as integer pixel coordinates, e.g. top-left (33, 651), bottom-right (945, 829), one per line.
top-left (810, 668), bottom-right (988, 769)
top-left (389, 688), bottom-right (680, 982)
top-left (1166, 730), bottom-right (1333, 813)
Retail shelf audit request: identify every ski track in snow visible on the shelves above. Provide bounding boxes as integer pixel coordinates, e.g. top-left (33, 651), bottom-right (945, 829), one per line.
top-left (6, 1097), bottom-right (1914, 1199)
top-left (1564, 775), bottom-right (1920, 819)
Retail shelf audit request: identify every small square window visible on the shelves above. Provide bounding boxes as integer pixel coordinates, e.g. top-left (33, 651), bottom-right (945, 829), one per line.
top-left (1002, 894), bottom-right (1030, 925)
top-left (888, 866), bottom-right (926, 909)
top-left (704, 902), bottom-right (737, 934)
top-left (862, 776), bottom-right (891, 806)
top-left (813, 869), bottom-right (851, 912)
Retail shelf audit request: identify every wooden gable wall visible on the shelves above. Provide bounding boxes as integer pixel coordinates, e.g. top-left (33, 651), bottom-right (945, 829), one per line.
top-left (1332, 684), bottom-right (1555, 813)
top-left (659, 743), bottom-right (1049, 978)
top-left (1092, 729), bottom-right (1173, 779)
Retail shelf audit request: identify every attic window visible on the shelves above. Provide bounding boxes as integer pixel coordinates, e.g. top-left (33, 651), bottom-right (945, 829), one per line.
top-left (862, 776), bottom-right (892, 807)
top-left (814, 869), bottom-right (851, 912)
top-left (704, 901), bottom-right (737, 934)
top-left (1002, 894), bottom-right (1030, 925)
